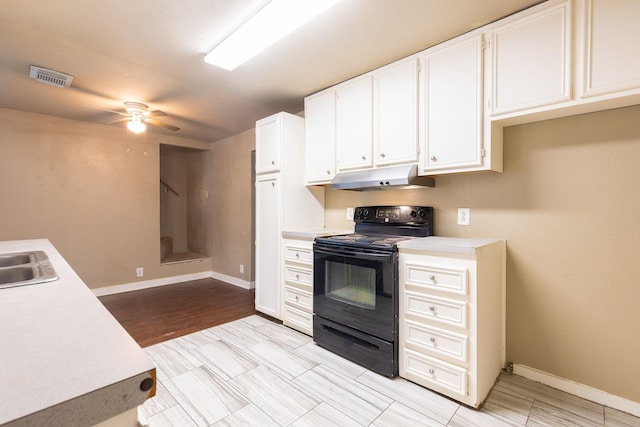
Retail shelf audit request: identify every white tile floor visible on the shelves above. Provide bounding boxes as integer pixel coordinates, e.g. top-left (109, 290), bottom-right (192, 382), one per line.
top-left (139, 315), bottom-right (640, 427)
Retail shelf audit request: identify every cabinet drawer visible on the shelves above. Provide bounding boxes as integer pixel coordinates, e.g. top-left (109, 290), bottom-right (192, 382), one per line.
top-left (284, 245), bottom-right (313, 265)
top-left (284, 265), bottom-right (312, 286)
top-left (282, 304), bottom-right (312, 336)
top-left (283, 285), bottom-right (312, 311)
top-left (405, 263), bottom-right (468, 296)
top-left (404, 320), bottom-right (468, 363)
top-left (402, 348), bottom-right (468, 398)
top-left (404, 290), bottom-right (468, 329)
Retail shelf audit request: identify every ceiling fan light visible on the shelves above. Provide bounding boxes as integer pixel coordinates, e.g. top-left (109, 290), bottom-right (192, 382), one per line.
top-left (127, 117), bottom-right (146, 133)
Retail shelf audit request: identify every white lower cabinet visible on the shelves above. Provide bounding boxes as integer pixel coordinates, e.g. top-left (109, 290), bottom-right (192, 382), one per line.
top-left (281, 237), bottom-right (314, 335)
top-left (398, 238), bottom-right (505, 408)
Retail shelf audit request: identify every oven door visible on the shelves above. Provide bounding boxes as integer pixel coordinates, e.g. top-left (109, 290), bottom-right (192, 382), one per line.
top-left (313, 242), bottom-right (397, 342)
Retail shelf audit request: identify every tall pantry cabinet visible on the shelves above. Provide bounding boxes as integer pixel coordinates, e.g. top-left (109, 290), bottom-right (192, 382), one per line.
top-left (255, 112), bottom-right (325, 319)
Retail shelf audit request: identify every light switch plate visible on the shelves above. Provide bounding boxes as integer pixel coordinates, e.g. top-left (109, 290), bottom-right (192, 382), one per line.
top-left (457, 208), bottom-right (470, 225)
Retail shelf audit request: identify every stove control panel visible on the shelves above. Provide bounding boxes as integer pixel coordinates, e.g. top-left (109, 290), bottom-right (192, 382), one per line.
top-left (354, 205), bottom-right (433, 225)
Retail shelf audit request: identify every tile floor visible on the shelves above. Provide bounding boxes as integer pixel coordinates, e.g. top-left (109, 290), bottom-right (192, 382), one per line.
top-left (139, 315), bottom-right (640, 427)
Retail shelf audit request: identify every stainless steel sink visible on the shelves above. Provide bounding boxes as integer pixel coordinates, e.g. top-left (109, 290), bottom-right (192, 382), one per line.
top-left (0, 251), bottom-right (59, 289)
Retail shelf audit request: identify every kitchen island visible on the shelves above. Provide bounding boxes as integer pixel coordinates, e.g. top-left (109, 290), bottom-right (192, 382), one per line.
top-left (0, 239), bottom-right (155, 426)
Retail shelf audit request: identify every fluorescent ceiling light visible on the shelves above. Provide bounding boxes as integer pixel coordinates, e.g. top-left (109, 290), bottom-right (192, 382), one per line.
top-left (205, 0), bottom-right (342, 71)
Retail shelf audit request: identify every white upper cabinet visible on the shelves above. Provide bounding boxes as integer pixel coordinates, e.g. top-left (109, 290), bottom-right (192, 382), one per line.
top-left (374, 58), bottom-right (419, 167)
top-left (305, 90), bottom-right (336, 184)
top-left (420, 34), bottom-right (486, 174)
top-left (336, 75), bottom-right (373, 172)
top-left (579, 0), bottom-right (640, 99)
top-left (490, 0), bottom-right (572, 116)
top-left (255, 115), bottom-right (281, 174)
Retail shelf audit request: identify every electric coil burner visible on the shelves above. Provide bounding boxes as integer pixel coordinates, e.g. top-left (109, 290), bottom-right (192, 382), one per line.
top-left (313, 205), bottom-right (433, 377)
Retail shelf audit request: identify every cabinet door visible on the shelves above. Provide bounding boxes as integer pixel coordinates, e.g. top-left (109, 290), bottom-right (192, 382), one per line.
top-left (490, 1), bottom-right (572, 115)
top-left (336, 76), bottom-right (373, 171)
top-left (374, 58), bottom-right (419, 166)
top-left (421, 35), bottom-right (484, 173)
top-left (305, 90), bottom-right (336, 184)
top-left (255, 175), bottom-right (281, 318)
top-left (255, 115), bottom-right (281, 174)
top-left (580, 0), bottom-right (640, 98)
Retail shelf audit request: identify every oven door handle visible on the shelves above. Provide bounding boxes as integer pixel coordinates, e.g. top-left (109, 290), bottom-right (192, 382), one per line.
top-left (314, 245), bottom-right (395, 261)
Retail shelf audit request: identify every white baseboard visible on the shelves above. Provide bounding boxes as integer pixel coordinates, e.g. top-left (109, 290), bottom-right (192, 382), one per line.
top-left (92, 270), bottom-right (253, 296)
top-left (209, 270), bottom-right (255, 290)
top-left (513, 364), bottom-right (640, 417)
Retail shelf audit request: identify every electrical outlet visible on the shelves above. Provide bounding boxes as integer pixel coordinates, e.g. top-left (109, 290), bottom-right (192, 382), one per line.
top-left (136, 267), bottom-right (144, 277)
top-left (457, 208), bottom-right (470, 226)
top-left (239, 264), bottom-right (244, 274)
top-left (346, 207), bottom-right (354, 220)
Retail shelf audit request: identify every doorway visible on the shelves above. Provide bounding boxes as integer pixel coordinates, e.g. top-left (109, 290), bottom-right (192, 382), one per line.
top-left (160, 144), bottom-right (209, 263)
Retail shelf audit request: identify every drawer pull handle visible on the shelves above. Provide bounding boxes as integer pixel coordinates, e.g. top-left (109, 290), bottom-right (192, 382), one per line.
top-left (380, 152), bottom-right (386, 158)
top-left (361, 155), bottom-right (367, 161)
top-left (430, 156), bottom-right (437, 162)
top-left (429, 306), bottom-right (436, 312)
top-left (430, 337), bottom-right (436, 343)
top-left (271, 160), bottom-right (275, 165)
top-left (295, 295), bottom-right (299, 302)
top-left (295, 274), bottom-right (300, 280)
top-left (429, 275), bottom-right (436, 282)
top-left (428, 368), bottom-right (435, 375)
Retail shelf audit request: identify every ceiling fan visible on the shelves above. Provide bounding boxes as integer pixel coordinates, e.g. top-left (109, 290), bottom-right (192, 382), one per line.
top-left (91, 101), bottom-right (180, 133)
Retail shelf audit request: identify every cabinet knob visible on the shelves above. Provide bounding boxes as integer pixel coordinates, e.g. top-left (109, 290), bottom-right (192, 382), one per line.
top-left (140, 377), bottom-right (154, 392)
top-left (295, 252), bottom-right (299, 258)
top-left (271, 182), bottom-right (275, 187)
top-left (361, 155), bottom-right (366, 160)
top-left (271, 160), bottom-right (275, 165)
top-left (380, 152), bottom-right (386, 158)
top-left (326, 169), bottom-right (331, 175)
top-left (429, 306), bottom-right (436, 312)
top-left (430, 156), bottom-right (437, 162)
top-left (430, 337), bottom-right (436, 343)
top-left (295, 295), bottom-right (299, 302)
top-left (295, 274), bottom-right (300, 280)
top-left (428, 368), bottom-right (435, 375)
top-left (429, 275), bottom-right (436, 282)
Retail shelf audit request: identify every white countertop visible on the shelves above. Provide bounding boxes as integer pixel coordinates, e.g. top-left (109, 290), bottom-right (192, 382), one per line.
top-left (0, 239), bottom-right (155, 425)
top-left (282, 228), bottom-right (353, 239)
top-left (397, 236), bottom-right (504, 255)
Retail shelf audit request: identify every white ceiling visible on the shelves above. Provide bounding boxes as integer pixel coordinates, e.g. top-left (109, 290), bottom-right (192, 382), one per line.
top-left (0, 0), bottom-right (541, 142)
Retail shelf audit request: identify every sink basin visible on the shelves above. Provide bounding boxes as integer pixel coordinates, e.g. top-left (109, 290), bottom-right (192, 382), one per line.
top-left (0, 253), bottom-right (32, 267)
top-left (0, 251), bottom-right (59, 289)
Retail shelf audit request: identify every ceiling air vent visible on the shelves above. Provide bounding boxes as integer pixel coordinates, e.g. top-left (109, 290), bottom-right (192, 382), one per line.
top-left (29, 65), bottom-right (73, 88)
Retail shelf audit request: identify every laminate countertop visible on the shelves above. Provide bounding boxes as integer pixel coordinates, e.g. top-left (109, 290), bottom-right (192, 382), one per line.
top-left (397, 236), bottom-right (505, 255)
top-left (0, 239), bottom-right (155, 426)
top-left (281, 228), bottom-right (353, 240)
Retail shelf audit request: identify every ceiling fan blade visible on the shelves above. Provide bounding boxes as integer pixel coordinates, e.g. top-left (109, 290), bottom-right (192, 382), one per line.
top-left (108, 117), bottom-right (131, 125)
top-left (147, 110), bottom-right (168, 117)
top-left (80, 105), bottom-right (129, 117)
top-left (146, 118), bottom-right (180, 131)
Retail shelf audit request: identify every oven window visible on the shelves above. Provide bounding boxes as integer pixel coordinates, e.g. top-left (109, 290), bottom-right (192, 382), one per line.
top-left (325, 260), bottom-right (376, 309)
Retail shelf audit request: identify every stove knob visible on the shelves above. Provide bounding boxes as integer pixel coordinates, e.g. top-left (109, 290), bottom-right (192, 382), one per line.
top-left (363, 209), bottom-right (369, 217)
top-left (410, 210), bottom-right (417, 218)
top-left (417, 209), bottom-right (426, 218)
top-left (354, 207), bottom-right (362, 218)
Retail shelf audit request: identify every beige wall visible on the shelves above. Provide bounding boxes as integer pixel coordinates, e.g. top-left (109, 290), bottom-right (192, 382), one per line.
top-left (325, 104), bottom-right (640, 403)
top-left (206, 129), bottom-right (255, 282)
top-left (0, 108), bottom-right (212, 288)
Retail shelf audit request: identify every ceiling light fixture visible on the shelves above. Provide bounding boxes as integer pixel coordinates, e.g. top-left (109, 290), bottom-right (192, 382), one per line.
top-left (204, 0), bottom-right (342, 71)
top-left (127, 116), bottom-right (146, 134)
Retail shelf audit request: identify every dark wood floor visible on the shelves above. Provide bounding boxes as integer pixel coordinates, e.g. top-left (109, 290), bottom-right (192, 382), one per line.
top-left (99, 278), bottom-right (257, 347)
